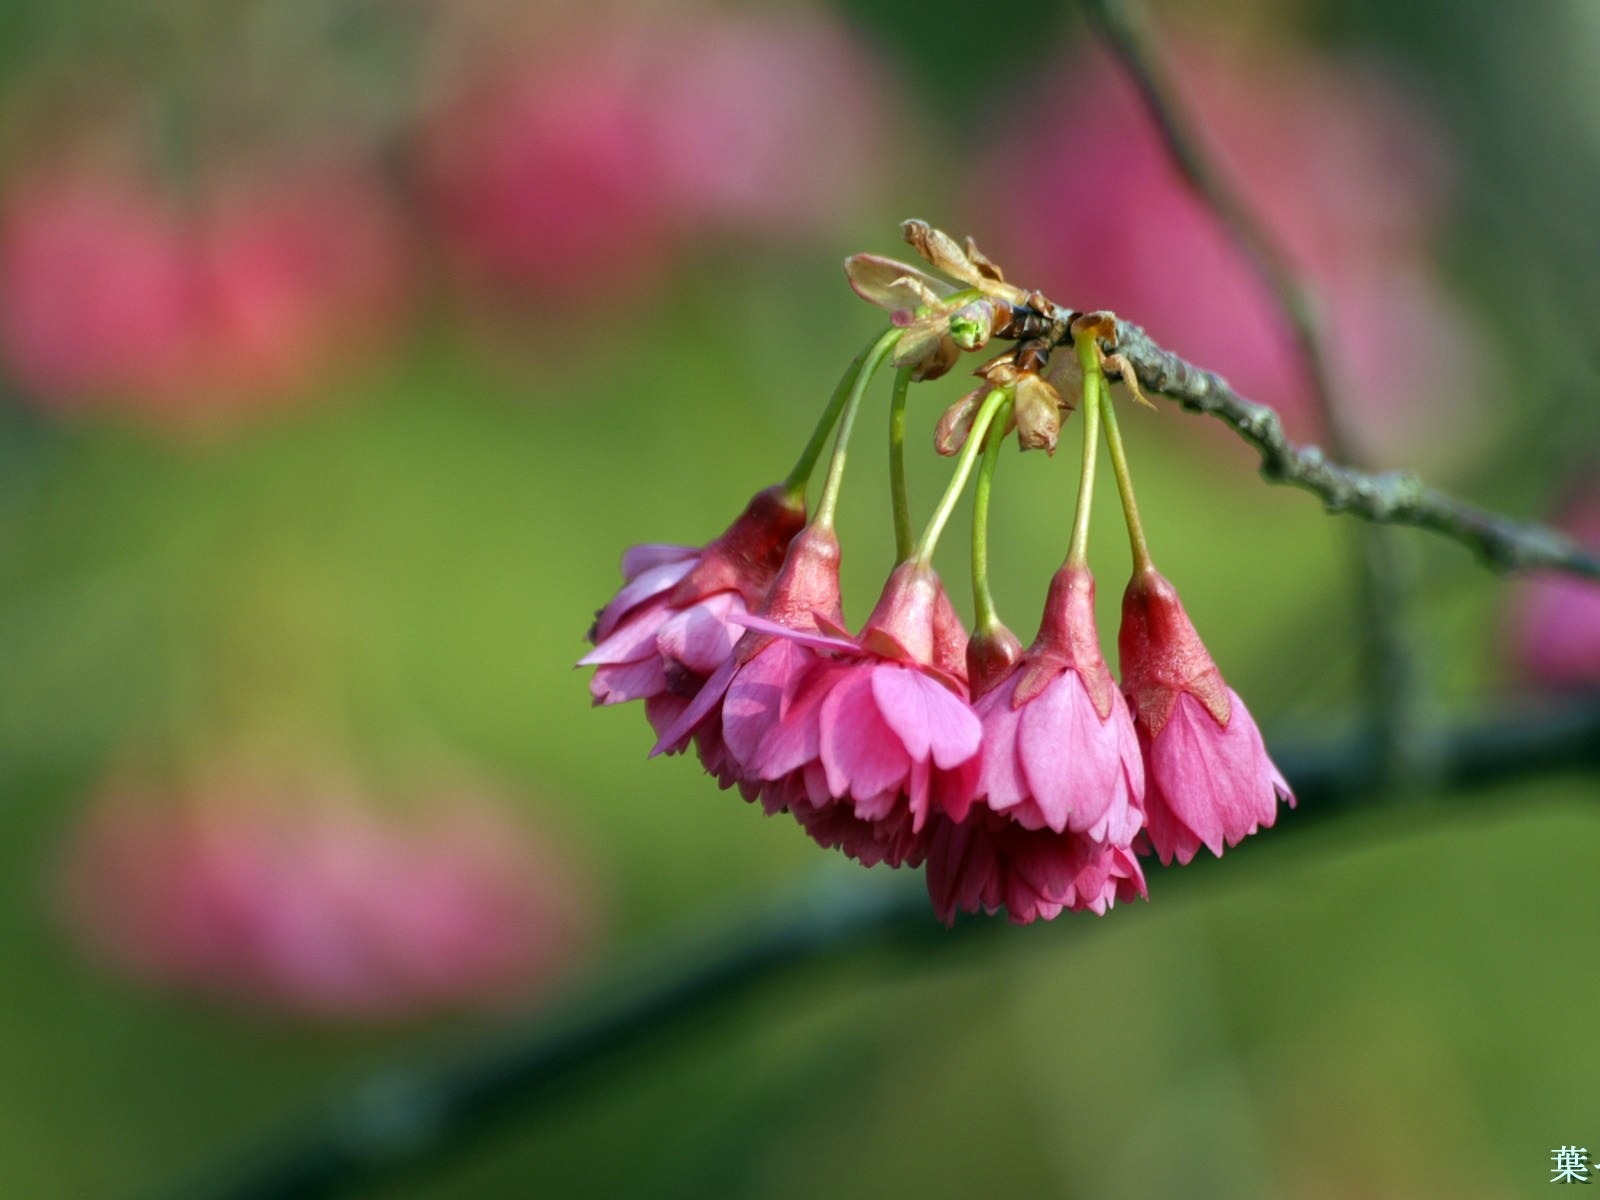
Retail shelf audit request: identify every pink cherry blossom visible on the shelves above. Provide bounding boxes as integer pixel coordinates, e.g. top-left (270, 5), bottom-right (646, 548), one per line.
top-left (417, 34), bottom-right (675, 301)
top-left (0, 169), bottom-right (197, 406)
top-left (581, 486), bottom-right (806, 743)
top-left (60, 773), bottom-right (598, 1019)
top-left (651, 523), bottom-right (847, 792)
top-left (0, 156), bottom-right (412, 426)
top-left (1510, 488), bottom-right (1600, 690)
top-left (643, 7), bottom-right (892, 237)
top-left (973, 32), bottom-right (1482, 458)
top-left (1119, 566), bottom-right (1293, 865)
top-left (739, 563), bottom-right (981, 867)
top-left (968, 565), bottom-right (1143, 844)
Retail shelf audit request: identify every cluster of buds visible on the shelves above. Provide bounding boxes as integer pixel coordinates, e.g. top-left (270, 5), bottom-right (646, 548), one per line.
top-left (581, 222), bottom-right (1293, 924)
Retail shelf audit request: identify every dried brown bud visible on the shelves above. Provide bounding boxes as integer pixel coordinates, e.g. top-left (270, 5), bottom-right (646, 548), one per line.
top-left (912, 335), bottom-right (960, 382)
top-left (935, 387), bottom-right (986, 456)
top-left (963, 237), bottom-right (1006, 283)
top-left (844, 253), bottom-right (952, 316)
top-left (901, 219), bottom-right (983, 287)
top-left (1043, 350), bottom-right (1084, 409)
top-left (974, 352), bottom-right (1020, 388)
top-left (1012, 373), bottom-right (1065, 454)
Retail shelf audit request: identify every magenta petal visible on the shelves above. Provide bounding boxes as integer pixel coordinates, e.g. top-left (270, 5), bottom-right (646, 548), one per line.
top-left (1148, 692), bottom-right (1270, 857)
top-left (722, 640), bottom-right (809, 769)
top-left (974, 686), bottom-right (1029, 816)
top-left (657, 592), bottom-right (742, 675)
top-left (590, 655), bottom-right (667, 705)
top-left (1017, 672), bottom-right (1119, 835)
top-left (621, 543), bottom-right (697, 580)
top-left (579, 599), bottom-right (670, 666)
top-left (594, 558), bottom-right (696, 640)
top-left (870, 666), bottom-right (981, 770)
top-left (751, 664), bottom-right (841, 781)
top-left (730, 612), bottom-right (862, 655)
top-left (650, 654), bottom-right (738, 756)
top-left (925, 819), bottom-right (998, 925)
top-left (819, 668), bottom-right (909, 800)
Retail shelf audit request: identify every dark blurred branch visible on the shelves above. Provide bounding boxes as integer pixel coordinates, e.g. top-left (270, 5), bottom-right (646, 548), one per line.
top-left (1078, 0), bottom-right (1422, 777)
top-left (1108, 318), bottom-right (1600, 578)
top-left (164, 695), bottom-right (1600, 1200)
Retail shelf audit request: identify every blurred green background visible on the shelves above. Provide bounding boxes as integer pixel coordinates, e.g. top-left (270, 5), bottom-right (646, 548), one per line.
top-left (0, 0), bottom-right (1597, 1196)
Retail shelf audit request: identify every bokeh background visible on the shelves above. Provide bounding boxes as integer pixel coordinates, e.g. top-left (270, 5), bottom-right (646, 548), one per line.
top-left (1, 0), bottom-right (1598, 1195)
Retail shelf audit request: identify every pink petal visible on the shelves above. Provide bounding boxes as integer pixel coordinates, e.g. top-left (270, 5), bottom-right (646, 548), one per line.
top-left (819, 668), bottom-right (909, 800)
top-left (1017, 671), bottom-right (1120, 835)
top-left (721, 639), bottom-right (810, 768)
top-left (579, 599), bottom-right (671, 666)
top-left (657, 592), bottom-right (742, 675)
top-left (650, 653), bottom-right (739, 756)
top-left (621, 543), bottom-right (697, 580)
top-left (594, 558), bottom-right (695, 641)
top-left (974, 687), bottom-right (1029, 817)
top-left (731, 611), bottom-right (862, 655)
top-left (1147, 692), bottom-right (1276, 858)
top-left (870, 666), bottom-right (981, 769)
top-left (590, 655), bottom-right (666, 705)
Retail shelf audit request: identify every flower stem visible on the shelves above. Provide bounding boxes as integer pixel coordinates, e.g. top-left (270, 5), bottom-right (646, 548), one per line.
top-left (971, 396), bottom-right (1012, 631)
top-left (888, 366), bottom-right (914, 561)
top-left (783, 329), bottom-right (890, 503)
top-left (912, 387), bottom-right (1010, 567)
top-left (1066, 341), bottom-right (1103, 568)
top-left (813, 328), bottom-right (901, 530)
top-left (1096, 368), bottom-right (1153, 571)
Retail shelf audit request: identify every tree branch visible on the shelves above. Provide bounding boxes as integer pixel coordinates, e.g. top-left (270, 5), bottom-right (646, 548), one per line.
top-left (1108, 319), bottom-right (1600, 578)
top-left (1077, 0), bottom-right (1425, 778)
top-left (161, 695), bottom-right (1600, 1200)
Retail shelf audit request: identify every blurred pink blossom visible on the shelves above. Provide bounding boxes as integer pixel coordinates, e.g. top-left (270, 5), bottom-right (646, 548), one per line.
top-left (418, 7), bottom-right (893, 301)
top-left (1511, 488), bottom-right (1600, 690)
top-left (973, 34), bottom-right (1483, 457)
top-left (0, 155), bottom-right (412, 426)
top-left (642, 7), bottom-right (891, 237)
top-left (60, 773), bottom-right (598, 1019)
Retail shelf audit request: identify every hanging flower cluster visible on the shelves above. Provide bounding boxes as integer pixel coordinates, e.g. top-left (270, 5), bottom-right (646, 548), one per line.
top-left (581, 221), bottom-right (1294, 924)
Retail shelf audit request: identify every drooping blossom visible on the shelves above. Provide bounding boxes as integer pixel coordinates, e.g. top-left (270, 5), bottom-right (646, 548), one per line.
top-left (60, 773), bottom-right (598, 1019)
top-left (0, 169), bottom-right (196, 406)
top-left (0, 156), bottom-right (412, 426)
top-left (733, 562), bottom-right (981, 868)
top-left (580, 486), bottom-right (806, 743)
top-left (418, 8), bottom-right (895, 305)
top-left (417, 33), bottom-right (675, 301)
top-left (973, 32), bottom-right (1483, 459)
top-left (642, 7), bottom-right (892, 238)
top-left (1119, 565), bottom-right (1293, 865)
top-left (650, 522), bottom-right (847, 792)
top-left (1511, 487), bottom-right (1600, 690)
top-left (929, 564), bottom-right (1147, 925)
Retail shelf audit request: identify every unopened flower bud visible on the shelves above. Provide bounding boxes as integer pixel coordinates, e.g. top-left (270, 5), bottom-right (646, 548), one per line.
top-left (1012, 373), bottom-right (1065, 454)
top-left (948, 300), bottom-right (996, 351)
top-left (966, 621), bottom-right (1024, 700)
top-left (935, 387), bottom-right (985, 456)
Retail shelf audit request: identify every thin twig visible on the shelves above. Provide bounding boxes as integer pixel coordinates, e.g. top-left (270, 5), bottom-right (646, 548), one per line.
top-left (161, 695), bottom-right (1600, 1200)
top-left (1108, 319), bottom-right (1600, 578)
top-left (1078, 0), bottom-right (1423, 778)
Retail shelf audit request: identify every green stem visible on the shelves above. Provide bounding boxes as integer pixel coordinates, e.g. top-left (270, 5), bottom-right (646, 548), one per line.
top-left (783, 330), bottom-right (888, 502)
top-left (971, 397), bottom-right (1012, 631)
top-left (1097, 371), bottom-right (1153, 571)
top-left (912, 388), bottom-right (1010, 566)
top-left (813, 328), bottom-right (901, 530)
top-left (888, 366), bottom-right (914, 561)
top-left (1066, 350), bottom-right (1103, 568)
